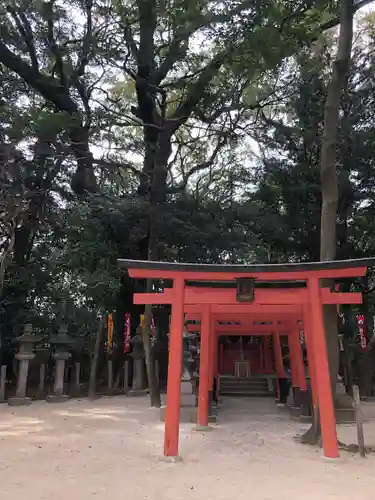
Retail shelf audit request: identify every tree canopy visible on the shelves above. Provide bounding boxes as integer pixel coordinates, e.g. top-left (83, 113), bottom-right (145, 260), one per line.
top-left (1, 0), bottom-right (375, 357)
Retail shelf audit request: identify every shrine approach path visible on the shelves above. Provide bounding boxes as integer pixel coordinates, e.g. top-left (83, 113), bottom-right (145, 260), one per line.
top-left (0, 396), bottom-right (374, 499)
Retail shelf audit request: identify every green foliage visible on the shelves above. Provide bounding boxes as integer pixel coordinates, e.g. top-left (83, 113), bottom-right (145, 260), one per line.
top-left (2, 0), bottom-right (375, 354)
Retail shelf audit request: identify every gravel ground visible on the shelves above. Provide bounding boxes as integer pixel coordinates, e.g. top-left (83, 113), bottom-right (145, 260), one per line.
top-left (0, 396), bottom-right (374, 500)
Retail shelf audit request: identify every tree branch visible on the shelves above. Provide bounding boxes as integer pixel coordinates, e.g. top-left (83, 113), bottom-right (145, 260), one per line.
top-left (154, 37), bottom-right (188, 85)
top-left (170, 54), bottom-right (224, 129)
top-left (0, 42), bottom-right (77, 112)
top-left (153, 0), bottom-right (255, 85)
top-left (119, 14), bottom-right (139, 65)
top-left (319, 0), bottom-right (375, 32)
top-left (6, 6), bottom-right (39, 71)
top-left (74, 0), bottom-right (94, 80)
top-left (167, 134), bottom-right (228, 193)
top-left (92, 158), bottom-right (141, 177)
top-left (44, 0), bottom-right (68, 87)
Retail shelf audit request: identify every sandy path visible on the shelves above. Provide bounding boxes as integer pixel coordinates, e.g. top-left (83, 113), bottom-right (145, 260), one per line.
top-left (0, 396), bottom-right (374, 500)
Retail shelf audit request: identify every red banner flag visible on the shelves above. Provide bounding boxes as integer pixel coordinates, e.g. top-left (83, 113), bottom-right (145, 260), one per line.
top-left (356, 314), bottom-right (368, 352)
top-left (151, 316), bottom-right (155, 337)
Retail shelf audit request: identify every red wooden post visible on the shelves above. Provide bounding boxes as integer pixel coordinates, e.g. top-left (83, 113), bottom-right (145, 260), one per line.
top-left (288, 332), bottom-right (299, 388)
top-left (214, 335), bottom-right (219, 378)
top-left (219, 343), bottom-right (224, 374)
top-left (209, 324), bottom-right (215, 391)
top-left (263, 335), bottom-right (272, 373)
top-left (292, 324), bottom-right (307, 391)
top-left (308, 277), bottom-right (339, 459)
top-left (197, 304), bottom-right (211, 428)
top-left (273, 333), bottom-right (283, 399)
top-left (212, 331), bottom-right (219, 380)
top-left (212, 331), bottom-right (219, 402)
top-left (274, 333), bottom-right (284, 376)
top-left (164, 276), bottom-right (185, 457)
top-left (218, 340), bottom-right (224, 397)
top-left (303, 305), bottom-right (317, 406)
top-left (259, 340), bottom-right (264, 373)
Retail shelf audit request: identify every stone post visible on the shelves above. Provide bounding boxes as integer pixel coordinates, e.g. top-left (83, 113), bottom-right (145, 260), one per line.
top-left (46, 324), bottom-right (71, 403)
top-left (9, 324), bottom-right (41, 406)
top-left (0, 365), bottom-right (7, 403)
top-left (155, 359), bottom-right (159, 386)
top-left (123, 359), bottom-right (129, 394)
top-left (74, 362), bottom-right (81, 394)
top-left (129, 332), bottom-right (147, 396)
top-left (38, 364), bottom-right (46, 398)
top-left (107, 359), bottom-right (113, 391)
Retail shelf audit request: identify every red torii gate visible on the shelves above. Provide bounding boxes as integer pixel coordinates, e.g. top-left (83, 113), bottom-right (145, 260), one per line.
top-left (119, 258), bottom-right (369, 460)
top-left (186, 316), bottom-right (305, 401)
top-left (185, 312), bottom-right (311, 396)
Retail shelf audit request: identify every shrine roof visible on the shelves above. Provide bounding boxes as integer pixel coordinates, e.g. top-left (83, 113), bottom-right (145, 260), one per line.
top-left (118, 257), bottom-right (375, 274)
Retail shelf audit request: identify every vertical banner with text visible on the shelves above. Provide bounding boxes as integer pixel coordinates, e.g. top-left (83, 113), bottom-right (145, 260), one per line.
top-left (139, 314), bottom-right (155, 336)
top-left (151, 316), bottom-right (155, 337)
top-left (356, 314), bottom-right (368, 352)
top-left (107, 313), bottom-right (114, 352)
top-left (124, 313), bottom-right (131, 353)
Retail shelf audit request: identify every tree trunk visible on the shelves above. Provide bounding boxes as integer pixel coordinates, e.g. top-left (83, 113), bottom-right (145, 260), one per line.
top-left (301, 0), bottom-right (354, 446)
top-left (88, 315), bottom-right (105, 399)
top-left (139, 111), bottom-right (172, 407)
top-left (69, 125), bottom-right (97, 194)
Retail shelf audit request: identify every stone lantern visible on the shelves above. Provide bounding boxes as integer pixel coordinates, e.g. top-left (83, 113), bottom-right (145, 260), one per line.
top-left (129, 328), bottom-right (147, 396)
top-left (46, 323), bottom-right (71, 403)
top-left (8, 323), bottom-right (41, 406)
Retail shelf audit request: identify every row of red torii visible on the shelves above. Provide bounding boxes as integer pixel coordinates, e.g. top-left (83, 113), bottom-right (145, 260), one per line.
top-left (186, 318), bottom-right (305, 393)
top-left (119, 257), bottom-right (374, 460)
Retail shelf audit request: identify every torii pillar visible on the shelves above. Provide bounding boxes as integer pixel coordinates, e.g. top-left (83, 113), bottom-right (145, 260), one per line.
top-left (196, 304), bottom-right (212, 431)
top-left (308, 277), bottom-right (338, 459)
top-left (273, 333), bottom-right (284, 400)
top-left (303, 305), bottom-right (317, 408)
top-left (263, 335), bottom-right (273, 374)
top-left (211, 329), bottom-right (219, 405)
top-left (207, 320), bottom-right (217, 419)
top-left (163, 277), bottom-right (185, 457)
top-left (289, 323), bottom-right (307, 407)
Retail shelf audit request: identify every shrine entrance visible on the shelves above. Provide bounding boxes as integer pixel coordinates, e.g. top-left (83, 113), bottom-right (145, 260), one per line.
top-left (186, 315), bottom-right (306, 401)
top-left (119, 258), bottom-right (370, 460)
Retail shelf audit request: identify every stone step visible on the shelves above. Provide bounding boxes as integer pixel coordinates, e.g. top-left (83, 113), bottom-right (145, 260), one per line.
top-left (220, 384), bottom-right (269, 390)
top-left (220, 376), bottom-right (273, 381)
top-left (219, 376), bottom-right (273, 397)
top-left (220, 376), bottom-right (269, 381)
top-left (220, 380), bottom-right (268, 387)
top-left (220, 378), bottom-right (269, 384)
top-left (220, 385), bottom-right (269, 393)
top-left (221, 387), bottom-right (271, 395)
top-left (220, 381), bottom-right (269, 389)
top-left (220, 391), bottom-right (272, 397)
